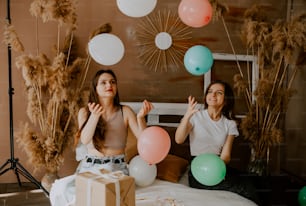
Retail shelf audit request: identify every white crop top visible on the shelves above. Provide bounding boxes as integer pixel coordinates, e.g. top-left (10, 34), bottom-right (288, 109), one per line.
top-left (189, 109), bottom-right (239, 156)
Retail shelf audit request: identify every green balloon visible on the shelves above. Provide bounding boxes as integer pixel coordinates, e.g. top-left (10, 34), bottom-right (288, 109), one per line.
top-left (298, 186), bottom-right (306, 206)
top-left (191, 153), bottom-right (226, 186)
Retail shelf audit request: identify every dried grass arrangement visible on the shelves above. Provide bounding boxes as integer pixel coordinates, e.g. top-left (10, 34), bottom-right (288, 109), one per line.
top-left (3, 0), bottom-right (92, 174)
top-left (233, 5), bottom-right (306, 175)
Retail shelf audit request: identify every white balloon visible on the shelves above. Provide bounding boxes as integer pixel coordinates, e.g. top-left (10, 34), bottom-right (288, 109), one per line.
top-left (88, 33), bottom-right (125, 66)
top-left (116, 0), bottom-right (157, 18)
top-left (128, 155), bottom-right (157, 187)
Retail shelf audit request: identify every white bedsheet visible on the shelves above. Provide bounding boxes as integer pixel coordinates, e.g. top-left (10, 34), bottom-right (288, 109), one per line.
top-left (136, 179), bottom-right (258, 206)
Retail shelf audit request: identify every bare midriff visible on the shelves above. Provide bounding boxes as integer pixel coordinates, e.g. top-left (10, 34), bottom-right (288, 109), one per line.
top-left (87, 147), bottom-right (125, 157)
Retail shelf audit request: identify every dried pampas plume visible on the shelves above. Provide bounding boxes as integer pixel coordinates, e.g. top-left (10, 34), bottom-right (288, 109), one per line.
top-left (3, 22), bottom-right (24, 52)
top-left (30, 0), bottom-right (77, 30)
top-left (209, 0), bottom-right (229, 21)
top-left (89, 23), bottom-right (112, 40)
top-left (234, 5), bottom-right (306, 161)
top-left (14, 0), bottom-right (91, 173)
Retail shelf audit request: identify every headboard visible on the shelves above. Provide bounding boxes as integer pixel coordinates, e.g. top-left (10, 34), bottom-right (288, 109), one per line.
top-left (122, 102), bottom-right (204, 127)
top-left (122, 102), bottom-right (193, 162)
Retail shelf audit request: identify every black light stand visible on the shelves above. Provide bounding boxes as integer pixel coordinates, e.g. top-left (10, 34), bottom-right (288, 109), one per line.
top-left (0, 0), bottom-right (49, 196)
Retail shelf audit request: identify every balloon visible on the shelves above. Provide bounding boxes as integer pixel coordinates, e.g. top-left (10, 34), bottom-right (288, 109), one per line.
top-left (184, 45), bottom-right (213, 76)
top-left (128, 155), bottom-right (157, 187)
top-left (88, 33), bottom-right (124, 66)
top-left (137, 126), bottom-right (171, 165)
top-left (116, 0), bottom-right (157, 18)
top-left (298, 186), bottom-right (306, 206)
top-left (178, 0), bottom-right (213, 28)
top-left (191, 153), bottom-right (226, 186)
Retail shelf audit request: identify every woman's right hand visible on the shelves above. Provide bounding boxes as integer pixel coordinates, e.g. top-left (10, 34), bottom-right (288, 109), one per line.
top-left (185, 95), bottom-right (199, 118)
top-left (137, 99), bottom-right (154, 119)
top-left (175, 95), bottom-right (197, 144)
top-left (88, 102), bottom-right (104, 117)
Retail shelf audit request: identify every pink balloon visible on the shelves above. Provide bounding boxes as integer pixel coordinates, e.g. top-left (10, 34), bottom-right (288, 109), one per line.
top-left (178, 0), bottom-right (213, 28)
top-left (137, 126), bottom-right (171, 165)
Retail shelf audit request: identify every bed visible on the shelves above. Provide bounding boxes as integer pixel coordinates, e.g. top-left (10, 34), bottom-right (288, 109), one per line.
top-left (121, 102), bottom-right (258, 206)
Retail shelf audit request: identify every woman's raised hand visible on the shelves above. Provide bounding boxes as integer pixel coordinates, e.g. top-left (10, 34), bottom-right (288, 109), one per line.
top-left (88, 102), bottom-right (104, 117)
top-left (185, 95), bottom-right (199, 118)
top-left (137, 100), bottom-right (154, 118)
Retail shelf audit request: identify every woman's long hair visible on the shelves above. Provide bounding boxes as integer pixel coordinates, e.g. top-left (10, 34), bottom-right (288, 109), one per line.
top-left (203, 80), bottom-right (236, 120)
top-left (75, 69), bottom-right (121, 151)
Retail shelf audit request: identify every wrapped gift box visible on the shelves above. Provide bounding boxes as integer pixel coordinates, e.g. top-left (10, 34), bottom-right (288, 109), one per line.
top-left (75, 171), bottom-right (135, 206)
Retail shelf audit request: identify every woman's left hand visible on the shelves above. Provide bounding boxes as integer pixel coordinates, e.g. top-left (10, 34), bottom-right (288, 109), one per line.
top-left (137, 100), bottom-right (154, 118)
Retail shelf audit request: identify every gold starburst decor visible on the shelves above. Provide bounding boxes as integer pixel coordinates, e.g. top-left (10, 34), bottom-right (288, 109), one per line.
top-left (135, 10), bottom-right (193, 72)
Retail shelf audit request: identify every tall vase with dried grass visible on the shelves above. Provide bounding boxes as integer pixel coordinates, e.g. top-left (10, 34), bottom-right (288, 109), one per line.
top-left (2, 0), bottom-right (91, 192)
top-left (233, 5), bottom-right (306, 175)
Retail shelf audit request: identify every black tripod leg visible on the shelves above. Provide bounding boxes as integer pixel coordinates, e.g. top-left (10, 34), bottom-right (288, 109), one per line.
top-left (0, 159), bottom-right (11, 174)
top-left (14, 168), bottom-right (22, 187)
top-left (9, 158), bottom-right (22, 187)
top-left (0, 159), bottom-right (49, 196)
top-left (15, 161), bottom-right (49, 196)
top-left (0, 159), bottom-right (22, 187)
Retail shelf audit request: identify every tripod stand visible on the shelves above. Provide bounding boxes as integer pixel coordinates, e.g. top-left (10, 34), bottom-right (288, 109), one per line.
top-left (0, 0), bottom-right (49, 196)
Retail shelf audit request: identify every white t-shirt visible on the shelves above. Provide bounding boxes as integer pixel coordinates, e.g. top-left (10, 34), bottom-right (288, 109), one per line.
top-left (189, 109), bottom-right (239, 156)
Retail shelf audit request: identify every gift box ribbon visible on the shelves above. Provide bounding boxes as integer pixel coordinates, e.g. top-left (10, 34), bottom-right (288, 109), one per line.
top-left (86, 171), bottom-right (125, 206)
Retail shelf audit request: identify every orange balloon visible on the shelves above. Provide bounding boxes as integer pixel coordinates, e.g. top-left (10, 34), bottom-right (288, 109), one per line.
top-left (137, 126), bottom-right (171, 165)
top-left (178, 0), bottom-right (213, 28)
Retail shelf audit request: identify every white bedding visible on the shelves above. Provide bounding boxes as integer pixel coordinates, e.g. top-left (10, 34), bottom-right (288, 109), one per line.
top-left (136, 179), bottom-right (258, 206)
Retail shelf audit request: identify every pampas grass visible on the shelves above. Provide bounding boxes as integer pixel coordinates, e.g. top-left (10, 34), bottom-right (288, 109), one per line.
top-left (29, 0), bottom-right (77, 29)
top-left (10, 0), bottom-right (91, 173)
top-left (12, 0), bottom-right (112, 173)
top-left (3, 22), bottom-right (24, 52)
top-left (15, 51), bottom-right (88, 172)
top-left (209, 0), bottom-right (229, 21)
top-left (234, 5), bottom-right (306, 162)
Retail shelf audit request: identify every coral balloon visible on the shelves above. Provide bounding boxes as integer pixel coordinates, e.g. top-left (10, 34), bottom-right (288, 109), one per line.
top-left (178, 0), bottom-right (213, 28)
top-left (299, 186), bottom-right (306, 206)
top-left (137, 126), bottom-right (171, 165)
top-left (191, 153), bottom-right (226, 186)
top-left (184, 45), bottom-right (213, 76)
top-left (128, 155), bottom-right (157, 187)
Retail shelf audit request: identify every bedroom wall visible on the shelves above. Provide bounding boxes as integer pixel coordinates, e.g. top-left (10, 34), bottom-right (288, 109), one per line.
top-left (0, 0), bottom-right (304, 183)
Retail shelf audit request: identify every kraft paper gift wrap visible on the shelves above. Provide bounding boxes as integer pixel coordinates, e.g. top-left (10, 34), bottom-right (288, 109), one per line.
top-left (75, 171), bottom-right (135, 206)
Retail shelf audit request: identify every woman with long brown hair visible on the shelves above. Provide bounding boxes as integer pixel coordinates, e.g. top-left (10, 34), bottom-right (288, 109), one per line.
top-left (75, 69), bottom-right (153, 174)
top-left (50, 69), bottom-right (153, 206)
top-left (175, 80), bottom-right (259, 204)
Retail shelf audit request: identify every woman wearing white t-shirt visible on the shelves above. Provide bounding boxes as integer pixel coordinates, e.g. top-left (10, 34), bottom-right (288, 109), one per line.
top-left (175, 80), bottom-right (259, 204)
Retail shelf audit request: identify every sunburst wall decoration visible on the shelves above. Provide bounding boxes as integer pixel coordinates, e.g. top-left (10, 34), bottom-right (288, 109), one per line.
top-left (135, 10), bottom-right (193, 72)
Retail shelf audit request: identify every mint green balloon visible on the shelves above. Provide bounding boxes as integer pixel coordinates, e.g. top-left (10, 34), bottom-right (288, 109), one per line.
top-left (299, 186), bottom-right (306, 206)
top-left (191, 153), bottom-right (226, 186)
top-left (184, 45), bottom-right (213, 76)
